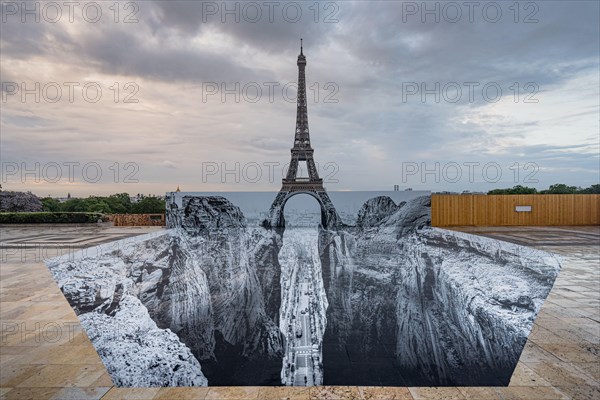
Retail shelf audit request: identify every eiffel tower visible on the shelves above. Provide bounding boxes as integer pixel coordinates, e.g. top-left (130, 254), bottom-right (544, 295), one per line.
top-left (264, 40), bottom-right (342, 230)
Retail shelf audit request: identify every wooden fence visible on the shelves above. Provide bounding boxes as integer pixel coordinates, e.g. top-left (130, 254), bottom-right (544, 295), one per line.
top-left (110, 214), bottom-right (165, 227)
top-left (431, 194), bottom-right (600, 226)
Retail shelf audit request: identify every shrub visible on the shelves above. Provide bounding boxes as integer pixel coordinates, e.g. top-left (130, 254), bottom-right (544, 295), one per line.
top-left (0, 212), bottom-right (106, 224)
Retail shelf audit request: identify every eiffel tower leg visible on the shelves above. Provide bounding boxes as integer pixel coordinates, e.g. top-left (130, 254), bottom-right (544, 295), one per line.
top-left (263, 191), bottom-right (288, 229)
top-left (316, 191), bottom-right (342, 230)
top-left (306, 157), bottom-right (319, 181)
top-left (286, 154), bottom-right (299, 180)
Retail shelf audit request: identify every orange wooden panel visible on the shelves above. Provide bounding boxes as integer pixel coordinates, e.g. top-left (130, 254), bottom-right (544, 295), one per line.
top-left (431, 194), bottom-right (600, 226)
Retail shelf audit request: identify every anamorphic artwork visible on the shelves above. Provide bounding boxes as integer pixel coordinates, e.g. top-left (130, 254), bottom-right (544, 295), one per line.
top-left (45, 40), bottom-right (561, 388)
top-left (46, 190), bottom-right (560, 387)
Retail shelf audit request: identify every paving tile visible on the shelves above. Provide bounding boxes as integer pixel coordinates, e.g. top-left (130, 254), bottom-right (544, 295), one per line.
top-left (54, 330), bottom-right (91, 347)
top-left (50, 386), bottom-right (111, 400)
top-left (518, 341), bottom-right (563, 364)
top-left (0, 346), bottom-right (30, 357)
top-left (494, 386), bottom-right (569, 399)
top-left (91, 373), bottom-right (115, 387)
top-left (509, 362), bottom-right (552, 386)
top-left (536, 342), bottom-right (599, 363)
top-left (0, 322), bottom-right (79, 347)
top-left (572, 362), bottom-right (600, 381)
top-left (524, 361), bottom-right (598, 387)
top-left (456, 387), bottom-right (501, 400)
top-left (408, 387), bottom-right (465, 400)
top-left (574, 308), bottom-right (600, 322)
top-left (529, 326), bottom-right (576, 345)
top-left (257, 386), bottom-right (311, 400)
top-left (0, 364), bottom-right (45, 387)
top-left (0, 387), bottom-right (61, 400)
top-left (204, 386), bottom-right (261, 400)
top-left (358, 386), bottom-right (413, 400)
top-left (0, 354), bottom-right (20, 366)
top-left (555, 385), bottom-right (600, 400)
top-left (6, 343), bottom-right (102, 365)
top-left (153, 387), bottom-right (210, 400)
top-left (559, 317), bottom-right (600, 328)
top-left (533, 315), bottom-right (571, 331)
top-left (100, 387), bottom-right (160, 400)
top-left (309, 386), bottom-right (360, 400)
top-left (552, 328), bottom-right (600, 345)
top-left (16, 364), bottom-right (107, 388)
top-left (0, 303), bottom-right (74, 321)
top-left (578, 326), bottom-right (600, 340)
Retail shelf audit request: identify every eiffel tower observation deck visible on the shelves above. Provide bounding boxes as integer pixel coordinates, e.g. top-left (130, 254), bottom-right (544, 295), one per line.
top-left (264, 40), bottom-right (342, 230)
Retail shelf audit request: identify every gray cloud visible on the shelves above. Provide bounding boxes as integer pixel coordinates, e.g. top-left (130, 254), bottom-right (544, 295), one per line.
top-left (1, 0), bottom-right (598, 195)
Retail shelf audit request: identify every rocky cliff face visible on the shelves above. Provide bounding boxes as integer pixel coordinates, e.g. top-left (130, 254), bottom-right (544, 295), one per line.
top-left (319, 195), bottom-right (560, 386)
top-left (80, 295), bottom-right (207, 387)
top-left (48, 196), bottom-right (284, 386)
top-left (392, 229), bottom-right (559, 385)
top-left (356, 196), bottom-right (402, 228)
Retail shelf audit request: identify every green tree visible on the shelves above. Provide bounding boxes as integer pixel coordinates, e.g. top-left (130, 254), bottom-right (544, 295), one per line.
top-left (131, 196), bottom-right (165, 214)
top-left (488, 185), bottom-right (538, 195)
top-left (82, 197), bottom-right (112, 213)
top-left (541, 183), bottom-right (579, 194)
top-left (41, 197), bottom-right (61, 212)
top-left (106, 193), bottom-right (132, 214)
top-left (49, 194), bottom-right (165, 214)
top-left (578, 184), bottom-right (600, 194)
top-left (0, 191), bottom-right (43, 212)
top-left (60, 198), bottom-right (88, 212)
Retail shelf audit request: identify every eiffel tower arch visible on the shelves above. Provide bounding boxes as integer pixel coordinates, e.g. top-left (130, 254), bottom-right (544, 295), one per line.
top-left (265, 189), bottom-right (341, 230)
top-left (264, 40), bottom-right (342, 230)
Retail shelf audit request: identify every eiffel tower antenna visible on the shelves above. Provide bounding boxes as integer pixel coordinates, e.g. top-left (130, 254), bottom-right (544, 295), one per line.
top-left (264, 42), bottom-right (341, 230)
top-left (293, 38), bottom-right (309, 150)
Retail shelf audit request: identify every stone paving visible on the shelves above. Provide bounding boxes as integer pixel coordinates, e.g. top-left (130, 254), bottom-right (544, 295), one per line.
top-left (0, 225), bottom-right (598, 399)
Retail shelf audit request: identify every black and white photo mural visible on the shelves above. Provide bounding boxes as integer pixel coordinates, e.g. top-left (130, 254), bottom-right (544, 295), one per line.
top-left (46, 191), bottom-right (560, 387)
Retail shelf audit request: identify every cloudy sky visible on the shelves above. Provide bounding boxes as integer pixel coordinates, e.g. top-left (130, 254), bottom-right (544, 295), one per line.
top-left (1, 0), bottom-right (598, 196)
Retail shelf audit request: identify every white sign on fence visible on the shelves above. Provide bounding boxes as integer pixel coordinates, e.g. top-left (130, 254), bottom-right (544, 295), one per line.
top-left (515, 205), bottom-right (532, 212)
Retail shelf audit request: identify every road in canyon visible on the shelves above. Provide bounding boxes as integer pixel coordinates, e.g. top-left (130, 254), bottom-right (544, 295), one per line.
top-left (279, 226), bottom-right (326, 386)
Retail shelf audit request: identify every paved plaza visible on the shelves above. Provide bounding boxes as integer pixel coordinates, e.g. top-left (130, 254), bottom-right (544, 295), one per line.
top-left (0, 225), bottom-right (598, 399)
